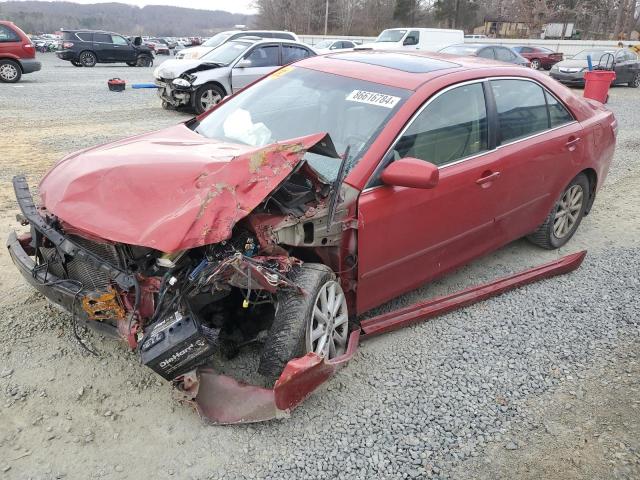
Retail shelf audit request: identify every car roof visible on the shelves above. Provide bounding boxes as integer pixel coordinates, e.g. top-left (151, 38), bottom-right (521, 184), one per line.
top-left (231, 38), bottom-right (309, 47)
top-left (296, 50), bottom-right (525, 90)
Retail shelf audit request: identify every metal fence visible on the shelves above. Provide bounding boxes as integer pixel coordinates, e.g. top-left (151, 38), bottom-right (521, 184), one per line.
top-left (300, 34), bottom-right (627, 57)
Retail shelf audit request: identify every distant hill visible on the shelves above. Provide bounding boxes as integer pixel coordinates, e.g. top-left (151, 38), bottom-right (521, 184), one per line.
top-left (0, 1), bottom-right (255, 36)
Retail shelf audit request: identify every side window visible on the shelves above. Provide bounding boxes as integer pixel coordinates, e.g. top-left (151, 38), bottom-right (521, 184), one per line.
top-left (344, 41), bottom-right (355, 48)
top-left (495, 47), bottom-right (515, 62)
top-left (491, 79), bottom-right (548, 144)
top-left (94, 33), bottom-right (112, 43)
top-left (625, 51), bottom-right (637, 61)
top-left (0, 25), bottom-right (19, 43)
top-left (478, 48), bottom-right (494, 59)
top-left (405, 30), bottom-right (420, 45)
top-left (393, 83), bottom-right (488, 167)
top-left (245, 45), bottom-right (279, 67)
top-left (282, 45), bottom-right (311, 64)
top-left (76, 32), bottom-right (92, 42)
top-left (520, 47), bottom-right (533, 54)
top-left (111, 35), bottom-right (128, 45)
top-left (546, 91), bottom-right (574, 127)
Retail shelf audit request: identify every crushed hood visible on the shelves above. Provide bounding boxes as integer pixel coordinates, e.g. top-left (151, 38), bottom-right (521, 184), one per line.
top-left (154, 58), bottom-right (216, 79)
top-left (39, 124), bottom-right (336, 252)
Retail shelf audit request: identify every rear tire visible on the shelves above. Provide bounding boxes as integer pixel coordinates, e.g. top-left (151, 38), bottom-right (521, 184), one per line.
top-left (628, 72), bottom-right (640, 88)
top-left (258, 264), bottom-right (349, 380)
top-left (527, 173), bottom-right (589, 249)
top-left (79, 50), bottom-right (97, 67)
top-left (530, 58), bottom-right (541, 70)
top-left (0, 59), bottom-right (21, 83)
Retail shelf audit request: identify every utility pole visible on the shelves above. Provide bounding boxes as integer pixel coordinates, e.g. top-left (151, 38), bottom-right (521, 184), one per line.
top-left (324, 0), bottom-right (329, 36)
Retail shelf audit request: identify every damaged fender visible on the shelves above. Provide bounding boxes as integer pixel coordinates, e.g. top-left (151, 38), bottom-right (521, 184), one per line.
top-left (177, 330), bottom-right (360, 424)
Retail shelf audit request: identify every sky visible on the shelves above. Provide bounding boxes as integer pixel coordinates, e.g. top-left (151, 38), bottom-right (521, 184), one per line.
top-left (5, 0), bottom-right (258, 14)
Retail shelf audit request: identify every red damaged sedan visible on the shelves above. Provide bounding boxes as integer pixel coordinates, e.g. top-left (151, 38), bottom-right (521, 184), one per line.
top-left (8, 51), bottom-right (615, 423)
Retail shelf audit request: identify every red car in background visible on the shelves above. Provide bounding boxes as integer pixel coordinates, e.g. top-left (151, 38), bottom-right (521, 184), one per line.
top-left (0, 20), bottom-right (41, 82)
top-left (8, 51), bottom-right (615, 422)
top-left (512, 45), bottom-right (563, 70)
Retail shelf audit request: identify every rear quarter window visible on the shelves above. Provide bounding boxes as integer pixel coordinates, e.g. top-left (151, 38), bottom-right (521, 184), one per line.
top-left (0, 25), bottom-right (20, 43)
top-left (76, 32), bottom-right (92, 42)
top-left (546, 91), bottom-right (574, 127)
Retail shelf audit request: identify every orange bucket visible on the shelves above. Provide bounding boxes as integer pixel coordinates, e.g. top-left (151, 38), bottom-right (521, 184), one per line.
top-left (583, 70), bottom-right (616, 103)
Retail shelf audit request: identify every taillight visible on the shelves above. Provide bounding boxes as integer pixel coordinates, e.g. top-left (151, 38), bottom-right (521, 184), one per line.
top-left (23, 43), bottom-right (34, 49)
top-left (63, 41), bottom-right (74, 49)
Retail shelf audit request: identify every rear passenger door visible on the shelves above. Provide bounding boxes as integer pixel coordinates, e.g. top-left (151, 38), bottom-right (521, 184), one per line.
top-left (231, 43), bottom-right (281, 92)
top-left (93, 32), bottom-right (114, 61)
top-left (488, 79), bottom-right (583, 240)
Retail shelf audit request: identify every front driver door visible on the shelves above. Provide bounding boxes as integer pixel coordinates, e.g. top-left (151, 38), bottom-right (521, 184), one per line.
top-left (111, 34), bottom-right (136, 62)
top-left (356, 81), bottom-right (508, 313)
top-left (231, 44), bottom-right (281, 93)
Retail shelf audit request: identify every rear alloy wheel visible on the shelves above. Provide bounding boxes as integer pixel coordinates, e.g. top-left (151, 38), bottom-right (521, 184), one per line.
top-left (527, 173), bottom-right (589, 249)
top-left (0, 60), bottom-right (21, 83)
top-left (259, 264), bottom-right (349, 379)
top-left (629, 72), bottom-right (640, 88)
top-left (79, 51), bottom-right (97, 67)
top-left (530, 58), bottom-right (541, 70)
top-left (192, 84), bottom-right (224, 114)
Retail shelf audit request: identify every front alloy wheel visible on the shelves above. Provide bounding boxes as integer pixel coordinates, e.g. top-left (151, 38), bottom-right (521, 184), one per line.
top-left (629, 72), bottom-right (640, 88)
top-left (306, 280), bottom-right (349, 358)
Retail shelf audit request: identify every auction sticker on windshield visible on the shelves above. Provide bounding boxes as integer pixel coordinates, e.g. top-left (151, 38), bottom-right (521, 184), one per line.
top-left (346, 90), bottom-right (400, 108)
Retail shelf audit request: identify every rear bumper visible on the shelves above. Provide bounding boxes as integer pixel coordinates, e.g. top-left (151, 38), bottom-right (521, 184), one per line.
top-left (550, 72), bottom-right (585, 86)
top-left (56, 50), bottom-right (77, 61)
top-left (20, 59), bottom-right (41, 74)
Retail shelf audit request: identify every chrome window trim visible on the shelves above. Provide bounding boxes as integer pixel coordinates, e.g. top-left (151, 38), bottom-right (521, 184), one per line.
top-left (362, 75), bottom-right (578, 192)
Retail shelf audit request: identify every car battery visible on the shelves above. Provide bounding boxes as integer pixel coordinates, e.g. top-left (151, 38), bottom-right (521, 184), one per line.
top-left (107, 78), bottom-right (126, 92)
top-left (140, 311), bottom-right (216, 380)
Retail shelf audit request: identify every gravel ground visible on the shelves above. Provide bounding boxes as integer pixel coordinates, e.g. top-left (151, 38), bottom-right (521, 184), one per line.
top-left (0, 54), bottom-right (639, 479)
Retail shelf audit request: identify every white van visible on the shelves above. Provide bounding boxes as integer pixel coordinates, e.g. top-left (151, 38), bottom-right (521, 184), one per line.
top-left (362, 28), bottom-right (464, 52)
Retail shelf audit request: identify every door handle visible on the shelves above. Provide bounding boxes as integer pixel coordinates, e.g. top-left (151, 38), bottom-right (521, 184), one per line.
top-left (566, 136), bottom-right (581, 151)
top-left (476, 171), bottom-right (501, 186)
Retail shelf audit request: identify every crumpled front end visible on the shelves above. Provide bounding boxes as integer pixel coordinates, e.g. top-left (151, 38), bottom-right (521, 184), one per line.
top-left (8, 129), bottom-right (363, 423)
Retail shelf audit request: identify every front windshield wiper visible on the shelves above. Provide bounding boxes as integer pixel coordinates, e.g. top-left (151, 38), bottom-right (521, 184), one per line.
top-left (326, 145), bottom-right (351, 233)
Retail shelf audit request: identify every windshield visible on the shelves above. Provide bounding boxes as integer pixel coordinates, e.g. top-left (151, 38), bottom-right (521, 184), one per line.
top-left (573, 49), bottom-right (615, 60)
top-left (315, 40), bottom-right (333, 49)
top-left (194, 67), bottom-right (410, 182)
top-left (202, 32), bottom-right (234, 48)
top-left (201, 40), bottom-right (252, 65)
top-left (376, 29), bottom-right (407, 43)
top-left (440, 45), bottom-right (479, 55)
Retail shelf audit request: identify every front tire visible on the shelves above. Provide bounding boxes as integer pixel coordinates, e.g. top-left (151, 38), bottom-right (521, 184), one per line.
top-left (79, 50), bottom-right (97, 67)
top-left (136, 54), bottom-right (153, 67)
top-left (258, 264), bottom-right (349, 379)
top-left (71, 60), bottom-right (83, 67)
top-left (628, 72), bottom-right (640, 88)
top-left (192, 83), bottom-right (225, 114)
top-left (527, 173), bottom-right (589, 249)
top-left (0, 59), bottom-right (21, 83)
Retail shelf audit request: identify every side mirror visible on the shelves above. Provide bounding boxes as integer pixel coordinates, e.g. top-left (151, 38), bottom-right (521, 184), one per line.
top-left (403, 36), bottom-right (418, 46)
top-left (236, 59), bottom-right (252, 68)
top-left (380, 157), bottom-right (439, 189)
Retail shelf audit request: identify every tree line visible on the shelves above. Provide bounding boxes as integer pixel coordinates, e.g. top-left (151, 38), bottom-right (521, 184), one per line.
top-left (255, 0), bottom-right (640, 39)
